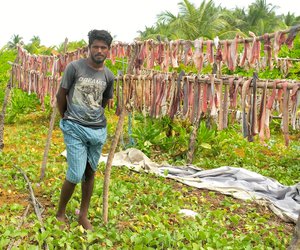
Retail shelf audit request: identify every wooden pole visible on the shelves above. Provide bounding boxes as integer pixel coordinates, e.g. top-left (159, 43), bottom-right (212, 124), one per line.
top-left (39, 107), bottom-right (58, 180)
top-left (0, 71), bottom-right (13, 150)
top-left (102, 44), bottom-right (137, 224)
top-left (102, 108), bottom-right (126, 224)
top-left (186, 116), bottom-right (202, 164)
top-left (115, 74), bottom-right (299, 90)
top-left (0, 56), bottom-right (19, 151)
top-left (40, 38), bottom-right (68, 181)
top-left (187, 63), bottom-right (221, 164)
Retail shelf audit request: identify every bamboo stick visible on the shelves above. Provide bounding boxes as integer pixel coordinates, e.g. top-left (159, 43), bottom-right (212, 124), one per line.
top-left (40, 38), bottom-right (68, 181)
top-left (0, 77), bottom-right (12, 150)
top-left (115, 74), bottom-right (299, 90)
top-left (0, 59), bottom-right (18, 150)
top-left (218, 24), bottom-right (300, 44)
top-left (186, 115), bottom-right (202, 164)
top-left (102, 46), bottom-right (137, 224)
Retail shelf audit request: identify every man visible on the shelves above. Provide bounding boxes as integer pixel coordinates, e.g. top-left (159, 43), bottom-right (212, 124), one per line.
top-left (56, 29), bottom-right (115, 230)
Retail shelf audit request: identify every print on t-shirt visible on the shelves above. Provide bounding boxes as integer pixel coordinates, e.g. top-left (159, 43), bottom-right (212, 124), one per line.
top-left (73, 77), bottom-right (107, 110)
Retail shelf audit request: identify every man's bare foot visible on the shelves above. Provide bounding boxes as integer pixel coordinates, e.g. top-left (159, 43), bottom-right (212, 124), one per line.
top-left (56, 214), bottom-right (68, 229)
top-left (78, 216), bottom-right (93, 231)
top-left (56, 213), bottom-right (68, 223)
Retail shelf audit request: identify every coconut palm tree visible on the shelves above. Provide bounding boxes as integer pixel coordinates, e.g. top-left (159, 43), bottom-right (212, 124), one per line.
top-left (245, 0), bottom-right (281, 35)
top-left (7, 34), bottom-right (24, 49)
top-left (138, 22), bottom-right (175, 41)
top-left (283, 12), bottom-right (300, 27)
top-left (212, 6), bottom-right (253, 40)
top-left (55, 39), bottom-right (87, 54)
top-left (30, 36), bottom-right (41, 46)
top-left (67, 39), bottom-right (87, 51)
top-left (24, 35), bottom-right (42, 54)
top-left (156, 0), bottom-right (230, 40)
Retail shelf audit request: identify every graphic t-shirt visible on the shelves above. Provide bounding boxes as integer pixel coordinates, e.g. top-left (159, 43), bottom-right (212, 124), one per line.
top-left (60, 58), bottom-right (114, 127)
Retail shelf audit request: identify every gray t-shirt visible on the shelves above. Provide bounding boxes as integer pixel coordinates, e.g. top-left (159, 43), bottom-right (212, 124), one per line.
top-left (60, 58), bottom-right (114, 127)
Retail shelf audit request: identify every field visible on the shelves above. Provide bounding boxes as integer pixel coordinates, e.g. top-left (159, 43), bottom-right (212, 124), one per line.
top-left (1, 45), bottom-right (300, 249)
top-left (0, 92), bottom-right (299, 249)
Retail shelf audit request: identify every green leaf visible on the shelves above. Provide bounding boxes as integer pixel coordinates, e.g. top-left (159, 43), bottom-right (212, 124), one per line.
top-left (200, 143), bottom-right (211, 149)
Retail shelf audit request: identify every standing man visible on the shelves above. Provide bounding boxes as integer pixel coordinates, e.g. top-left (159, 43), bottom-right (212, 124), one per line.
top-left (56, 29), bottom-right (114, 230)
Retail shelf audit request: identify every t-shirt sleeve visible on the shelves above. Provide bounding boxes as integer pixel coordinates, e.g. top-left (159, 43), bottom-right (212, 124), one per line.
top-left (103, 70), bottom-right (115, 99)
top-left (60, 62), bottom-right (76, 90)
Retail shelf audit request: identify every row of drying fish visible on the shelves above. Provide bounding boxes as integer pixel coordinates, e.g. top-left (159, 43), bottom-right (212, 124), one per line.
top-left (115, 73), bottom-right (300, 146)
top-left (16, 46), bottom-right (87, 78)
top-left (131, 29), bottom-right (298, 74)
top-left (9, 63), bottom-right (300, 146)
top-left (15, 25), bottom-right (299, 77)
top-left (11, 63), bottom-right (60, 108)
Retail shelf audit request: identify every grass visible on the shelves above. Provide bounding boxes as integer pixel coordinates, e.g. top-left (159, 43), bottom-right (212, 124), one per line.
top-left (0, 97), bottom-right (299, 249)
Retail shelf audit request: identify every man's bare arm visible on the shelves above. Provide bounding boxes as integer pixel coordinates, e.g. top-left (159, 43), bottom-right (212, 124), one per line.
top-left (102, 98), bottom-right (114, 109)
top-left (56, 87), bottom-right (68, 118)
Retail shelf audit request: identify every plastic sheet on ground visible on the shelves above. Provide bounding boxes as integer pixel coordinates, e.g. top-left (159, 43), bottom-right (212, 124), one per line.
top-left (62, 148), bottom-right (300, 223)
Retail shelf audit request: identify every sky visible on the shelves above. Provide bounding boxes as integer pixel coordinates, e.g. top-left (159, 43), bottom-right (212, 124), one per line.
top-left (1, 0), bottom-right (299, 48)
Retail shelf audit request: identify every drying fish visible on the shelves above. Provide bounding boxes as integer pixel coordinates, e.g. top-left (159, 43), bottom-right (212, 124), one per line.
top-left (193, 38), bottom-right (204, 73)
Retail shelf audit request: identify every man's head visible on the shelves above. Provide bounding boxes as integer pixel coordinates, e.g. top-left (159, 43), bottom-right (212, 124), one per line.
top-left (88, 29), bottom-right (113, 48)
top-left (87, 30), bottom-right (113, 65)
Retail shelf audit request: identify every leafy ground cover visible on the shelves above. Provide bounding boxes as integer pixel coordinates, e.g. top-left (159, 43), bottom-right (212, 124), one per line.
top-left (0, 97), bottom-right (299, 249)
top-left (1, 49), bottom-right (299, 249)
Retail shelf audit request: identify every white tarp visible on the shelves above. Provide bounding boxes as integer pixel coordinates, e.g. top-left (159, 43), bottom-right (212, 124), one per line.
top-left (63, 148), bottom-right (300, 223)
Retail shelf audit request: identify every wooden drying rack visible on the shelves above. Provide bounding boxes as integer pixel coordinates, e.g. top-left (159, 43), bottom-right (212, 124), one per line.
top-left (115, 74), bottom-right (299, 90)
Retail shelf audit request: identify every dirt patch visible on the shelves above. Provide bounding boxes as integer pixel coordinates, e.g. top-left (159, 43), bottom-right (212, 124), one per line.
top-left (0, 184), bottom-right (29, 207)
top-left (0, 182), bottom-right (54, 221)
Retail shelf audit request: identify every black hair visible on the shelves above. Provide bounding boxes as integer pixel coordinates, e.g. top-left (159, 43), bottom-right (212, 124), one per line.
top-left (88, 29), bottom-right (113, 47)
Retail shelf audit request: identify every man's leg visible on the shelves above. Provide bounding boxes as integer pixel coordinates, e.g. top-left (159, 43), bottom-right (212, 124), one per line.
top-left (78, 162), bottom-right (95, 230)
top-left (56, 180), bottom-right (76, 222)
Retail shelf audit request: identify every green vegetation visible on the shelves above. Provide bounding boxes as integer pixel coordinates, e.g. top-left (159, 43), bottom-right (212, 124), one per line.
top-left (138, 0), bottom-right (300, 41)
top-left (1, 0), bottom-right (300, 248)
top-left (0, 105), bottom-right (297, 248)
top-left (0, 44), bottom-right (299, 250)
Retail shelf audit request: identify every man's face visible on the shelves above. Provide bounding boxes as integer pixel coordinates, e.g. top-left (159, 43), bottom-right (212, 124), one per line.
top-left (89, 39), bottom-right (109, 64)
